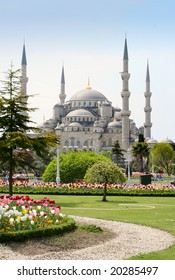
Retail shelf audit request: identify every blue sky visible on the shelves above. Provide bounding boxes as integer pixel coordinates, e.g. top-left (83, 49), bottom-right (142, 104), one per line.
top-left (0, 0), bottom-right (175, 141)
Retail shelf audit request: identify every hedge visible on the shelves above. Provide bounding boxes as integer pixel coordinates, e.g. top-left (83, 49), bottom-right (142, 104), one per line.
top-left (0, 218), bottom-right (76, 243)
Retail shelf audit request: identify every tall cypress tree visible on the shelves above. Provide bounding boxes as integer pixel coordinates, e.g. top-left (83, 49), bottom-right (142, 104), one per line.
top-left (0, 66), bottom-right (58, 195)
top-left (111, 140), bottom-right (125, 166)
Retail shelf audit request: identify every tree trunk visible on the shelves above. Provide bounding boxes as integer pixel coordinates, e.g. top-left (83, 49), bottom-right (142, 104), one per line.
top-left (140, 156), bottom-right (144, 172)
top-left (9, 147), bottom-right (13, 196)
top-left (102, 182), bottom-right (107, 202)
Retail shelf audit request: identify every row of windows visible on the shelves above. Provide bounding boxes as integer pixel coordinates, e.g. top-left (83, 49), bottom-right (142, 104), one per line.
top-left (71, 101), bottom-right (98, 107)
top-left (65, 117), bottom-right (95, 122)
top-left (65, 127), bottom-right (91, 132)
top-left (64, 138), bottom-right (93, 147)
top-left (63, 139), bottom-right (117, 148)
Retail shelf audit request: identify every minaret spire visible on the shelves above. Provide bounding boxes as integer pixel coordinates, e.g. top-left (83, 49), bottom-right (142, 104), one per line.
top-left (121, 37), bottom-right (131, 151)
top-left (20, 43), bottom-right (28, 114)
top-left (21, 43), bottom-right (27, 65)
top-left (144, 60), bottom-right (152, 139)
top-left (123, 37), bottom-right (128, 60)
top-left (61, 64), bottom-right (65, 84)
top-left (59, 65), bottom-right (66, 105)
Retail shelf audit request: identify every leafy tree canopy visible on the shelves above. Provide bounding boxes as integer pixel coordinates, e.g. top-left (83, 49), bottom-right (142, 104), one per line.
top-left (42, 150), bottom-right (111, 183)
top-left (150, 142), bottom-right (175, 175)
top-left (84, 161), bottom-right (126, 201)
top-left (84, 161), bottom-right (126, 184)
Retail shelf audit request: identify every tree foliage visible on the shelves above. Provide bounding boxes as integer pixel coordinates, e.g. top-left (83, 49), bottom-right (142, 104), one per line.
top-left (111, 140), bottom-right (125, 166)
top-left (84, 161), bottom-right (126, 201)
top-left (42, 150), bottom-right (111, 183)
top-left (132, 142), bottom-right (150, 172)
top-left (0, 66), bottom-right (58, 195)
top-left (150, 143), bottom-right (175, 175)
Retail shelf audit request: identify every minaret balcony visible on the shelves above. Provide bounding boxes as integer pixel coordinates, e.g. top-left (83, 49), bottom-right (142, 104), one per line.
top-left (144, 107), bottom-right (152, 112)
top-left (121, 110), bottom-right (131, 117)
top-left (144, 92), bottom-right (152, 97)
top-left (144, 123), bottom-right (152, 128)
top-left (121, 91), bottom-right (130, 98)
top-left (120, 72), bottom-right (130, 80)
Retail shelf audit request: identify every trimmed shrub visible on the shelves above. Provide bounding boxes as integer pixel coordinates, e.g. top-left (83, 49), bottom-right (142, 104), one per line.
top-left (0, 218), bottom-right (76, 243)
top-left (84, 161), bottom-right (126, 184)
top-left (42, 150), bottom-right (111, 183)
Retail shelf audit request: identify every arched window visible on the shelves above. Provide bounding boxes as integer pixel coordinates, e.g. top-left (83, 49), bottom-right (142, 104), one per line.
top-left (71, 137), bottom-right (74, 146)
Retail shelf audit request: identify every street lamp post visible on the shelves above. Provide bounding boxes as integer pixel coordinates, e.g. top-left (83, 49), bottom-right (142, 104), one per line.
top-left (55, 124), bottom-right (61, 184)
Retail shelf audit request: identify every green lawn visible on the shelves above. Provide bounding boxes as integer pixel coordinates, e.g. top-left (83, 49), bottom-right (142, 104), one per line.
top-left (32, 194), bottom-right (175, 259)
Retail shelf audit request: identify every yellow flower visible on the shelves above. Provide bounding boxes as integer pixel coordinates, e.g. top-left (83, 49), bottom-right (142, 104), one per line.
top-left (6, 227), bottom-right (11, 231)
top-left (17, 216), bottom-right (21, 221)
top-left (22, 209), bottom-right (28, 215)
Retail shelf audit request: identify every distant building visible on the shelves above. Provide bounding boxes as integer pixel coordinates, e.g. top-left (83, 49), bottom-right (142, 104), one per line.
top-left (21, 38), bottom-right (154, 152)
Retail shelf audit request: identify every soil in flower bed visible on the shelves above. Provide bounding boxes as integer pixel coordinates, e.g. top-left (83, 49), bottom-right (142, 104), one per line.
top-left (8, 228), bottom-right (115, 256)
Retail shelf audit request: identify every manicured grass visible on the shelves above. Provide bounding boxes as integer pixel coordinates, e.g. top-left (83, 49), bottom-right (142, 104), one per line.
top-left (30, 194), bottom-right (175, 259)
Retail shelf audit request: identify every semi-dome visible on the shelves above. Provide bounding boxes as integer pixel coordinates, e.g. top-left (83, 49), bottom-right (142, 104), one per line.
top-left (161, 137), bottom-right (174, 143)
top-left (114, 111), bottom-right (122, 121)
top-left (53, 103), bottom-right (63, 108)
top-left (147, 138), bottom-right (158, 144)
top-left (66, 109), bottom-right (94, 117)
top-left (69, 87), bottom-right (107, 101)
top-left (68, 122), bottom-right (82, 127)
top-left (108, 121), bottom-right (122, 128)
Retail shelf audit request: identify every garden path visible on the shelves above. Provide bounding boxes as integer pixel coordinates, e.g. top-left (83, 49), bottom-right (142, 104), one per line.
top-left (0, 216), bottom-right (174, 260)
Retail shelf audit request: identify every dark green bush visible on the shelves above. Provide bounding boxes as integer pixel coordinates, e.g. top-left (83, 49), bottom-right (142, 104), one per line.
top-left (78, 224), bottom-right (103, 233)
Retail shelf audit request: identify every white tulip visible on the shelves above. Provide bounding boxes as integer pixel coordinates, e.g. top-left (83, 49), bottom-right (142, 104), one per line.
top-left (9, 218), bottom-right (14, 225)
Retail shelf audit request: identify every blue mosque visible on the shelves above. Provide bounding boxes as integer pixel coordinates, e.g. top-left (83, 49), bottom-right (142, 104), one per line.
top-left (20, 38), bottom-right (173, 152)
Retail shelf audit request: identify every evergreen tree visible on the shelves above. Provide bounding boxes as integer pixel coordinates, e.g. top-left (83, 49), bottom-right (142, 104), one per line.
top-left (111, 140), bottom-right (125, 166)
top-left (138, 133), bottom-right (145, 142)
top-left (0, 66), bottom-right (58, 195)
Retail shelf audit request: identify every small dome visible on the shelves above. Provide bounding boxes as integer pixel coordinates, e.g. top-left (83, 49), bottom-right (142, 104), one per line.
top-left (161, 137), bottom-right (174, 143)
top-left (53, 103), bottom-right (63, 109)
top-left (147, 138), bottom-right (158, 144)
top-left (66, 109), bottom-right (94, 117)
top-left (69, 88), bottom-right (107, 101)
top-left (101, 99), bottom-right (111, 106)
top-left (68, 122), bottom-right (82, 127)
top-left (60, 123), bottom-right (65, 128)
top-left (114, 106), bottom-right (121, 112)
top-left (108, 120), bottom-right (122, 128)
top-left (114, 111), bottom-right (122, 121)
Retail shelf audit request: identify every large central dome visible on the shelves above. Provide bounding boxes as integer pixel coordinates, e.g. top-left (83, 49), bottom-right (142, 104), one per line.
top-left (69, 87), bottom-right (107, 101)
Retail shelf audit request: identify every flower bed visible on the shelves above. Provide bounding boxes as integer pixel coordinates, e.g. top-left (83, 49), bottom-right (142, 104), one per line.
top-left (1, 181), bottom-right (175, 196)
top-left (0, 195), bottom-right (75, 242)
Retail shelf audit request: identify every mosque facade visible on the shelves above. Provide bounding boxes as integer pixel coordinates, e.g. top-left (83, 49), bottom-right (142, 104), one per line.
top-left (21, 38), bottom-right (155, 152)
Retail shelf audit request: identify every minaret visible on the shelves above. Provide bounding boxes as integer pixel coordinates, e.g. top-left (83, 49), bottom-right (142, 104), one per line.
top-left (144, 61), bottom-right (152, 139)
top-left (21, 43), bottom-right (28, 95)
top-left (21, 43), bottom-right (28, 113)
top-left (121, 37), bottom-right (131, 151)
top-left (59, 65), bottom-right (66, 104)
